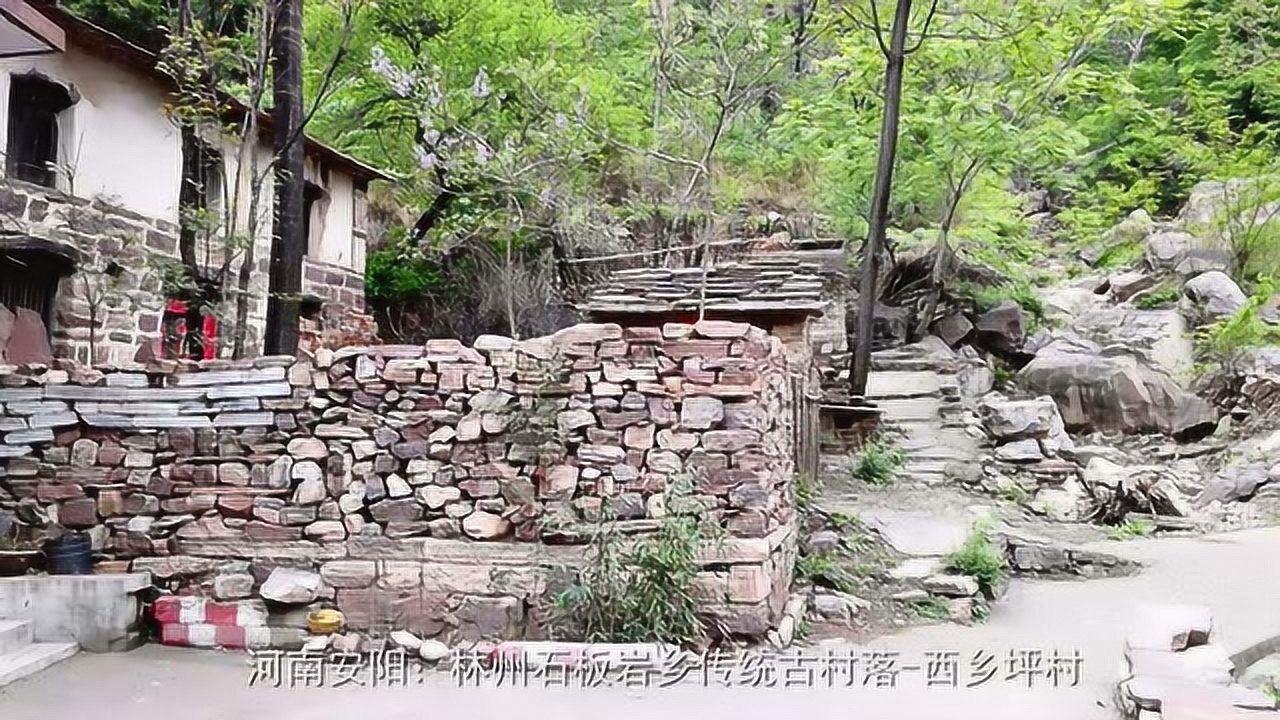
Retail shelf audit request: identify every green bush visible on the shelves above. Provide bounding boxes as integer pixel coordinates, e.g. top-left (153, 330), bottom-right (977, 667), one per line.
top-left (554, 476), bottom-right (712, 645)
top-left (1134, 282), bottom-right (1182, 309)
top-left (851, 435), bottom-right (905, 486)
top-left (946, 525), bottom-right (1008, 596)
top-left (795, 549), bottom-right (856, 593)
top-left (1107, 516), bottom-right (1155, 540)
top-left (1198, 277), bottom-right (1280, 360)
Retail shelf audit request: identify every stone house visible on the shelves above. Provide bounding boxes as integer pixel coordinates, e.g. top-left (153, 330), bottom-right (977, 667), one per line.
top-left (0, 1), bottom-right (387, 366)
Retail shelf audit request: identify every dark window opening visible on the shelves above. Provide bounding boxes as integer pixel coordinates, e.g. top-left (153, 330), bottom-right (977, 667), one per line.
top-left (303, 180), bottom-right (326, 254)
top-left (181, 134), bottom-right (224, 216)
top-left (0, 249), bottom-right (73, 332)
top-left (6, 75), bottom-right (73, 188)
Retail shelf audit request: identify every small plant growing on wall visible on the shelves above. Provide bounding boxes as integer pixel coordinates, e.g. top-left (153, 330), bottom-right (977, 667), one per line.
top-left (552, 473), bottom-right (716, 645)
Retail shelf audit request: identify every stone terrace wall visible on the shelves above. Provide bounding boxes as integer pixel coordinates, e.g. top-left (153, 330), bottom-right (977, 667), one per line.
top-left (1, 177), bottom-right (183, 365)
top-left (0, 321), bottom-right (799, 642)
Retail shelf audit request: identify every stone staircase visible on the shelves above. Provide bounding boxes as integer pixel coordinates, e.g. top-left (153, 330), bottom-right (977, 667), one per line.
top-left (0, 619), bottom-right (77, 688)
top-left (866, 345), bottom-right (980, 485)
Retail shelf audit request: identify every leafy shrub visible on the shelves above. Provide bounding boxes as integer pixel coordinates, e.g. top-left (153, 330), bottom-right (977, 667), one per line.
top-left (1107, 516), bottom-right (1155, 540)
top-left (795, 549), bottom-right (856, 593)
top-left (554, 476), bottom-right (713, 645)
top-left (946, 525), bottom-right (1007, 596)
top-left (851, 435), bottom-right (905, 486)
top-left (1198, 277), bottom-right (1280, 360)
top-left (1134, 282), bottom-right (1182, 309)
top-left (908, 597), bottom-right (950, 621)
top-left (792, 473), bottom-right (819, 514)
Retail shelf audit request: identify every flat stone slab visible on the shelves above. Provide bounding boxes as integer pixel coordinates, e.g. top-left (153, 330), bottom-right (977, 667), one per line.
top-left (860, 509), bottom-right (971, 557)
top-left (888, 557), bottom-right (944, 581)
top-left (866, 371), bottom-right (942, 399)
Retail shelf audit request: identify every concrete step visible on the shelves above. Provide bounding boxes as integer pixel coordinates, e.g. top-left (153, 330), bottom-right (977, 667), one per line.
top-left (0, 619), bottom-right (32, 655)
top-left (0, 641), bottom-right (78, 688)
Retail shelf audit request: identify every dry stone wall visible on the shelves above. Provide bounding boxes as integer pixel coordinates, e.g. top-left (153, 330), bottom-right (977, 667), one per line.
top-left (0, 321), bottom-right (799, 642)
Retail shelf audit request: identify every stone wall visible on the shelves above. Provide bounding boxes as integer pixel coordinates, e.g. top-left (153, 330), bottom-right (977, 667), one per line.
top-left (0, 321), bottom-right (800, 642)
top-left (1, 177), bottom-right (180, 365)
top-left (299, 257), bottom-right (379, 353)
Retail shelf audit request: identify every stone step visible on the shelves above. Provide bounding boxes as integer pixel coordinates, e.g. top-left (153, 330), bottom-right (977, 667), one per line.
top-left (866, 371), bottom-right (944, 399)
top-left (903, 459), bottom-right (956, 475)
top-left (0, 641), bottom-right (78, 688)
top-left (0, 620), bottom-right (32, 655)
top-left (876, 398), bottom-right (942, 422)
top-left (892, 425), bottom-right (976, 449)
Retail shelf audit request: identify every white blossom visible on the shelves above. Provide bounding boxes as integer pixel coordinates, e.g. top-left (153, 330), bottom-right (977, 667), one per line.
top-left (471, 67), bottom-right (491, 99)
top-left (554, 113), bottom-right (569, 130)
top-left (426, 80), bottom-right (444, 109)
top-left (474, 140), bottom-right (492, 166)
top-left (413, 145), bottom-right (438, 170)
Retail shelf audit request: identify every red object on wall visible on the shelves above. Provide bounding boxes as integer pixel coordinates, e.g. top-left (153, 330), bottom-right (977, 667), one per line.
top-left (163, 298), bottom-right (217, 360)
top-left (201, 312), bottom-right (217, 360)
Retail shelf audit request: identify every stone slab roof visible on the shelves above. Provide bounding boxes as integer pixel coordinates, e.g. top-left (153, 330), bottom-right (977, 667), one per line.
top-left (586, 258), bottom-right (838, 317)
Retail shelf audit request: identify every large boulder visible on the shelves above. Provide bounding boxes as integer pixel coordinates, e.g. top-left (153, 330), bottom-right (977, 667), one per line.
top-left (974, 301), bottom-right (1026, 355)
top-left (1197, 463), bottom-right (1272, 506)
top-left (1061, 306), bottom-right (1195, 384)
top-left (1081, 209), bottom-right (1154, 266)
top-left (1183, 271), bottom-right (1247, 322)
top-left (978, 395), bottom-right (1058, 439)
top-left (1145, 230), bottom-right (1198, 270)
top-left (1039, 286), bottom-right (1104, 325)
top-left (1019, 339), bottom-right (1217, 439)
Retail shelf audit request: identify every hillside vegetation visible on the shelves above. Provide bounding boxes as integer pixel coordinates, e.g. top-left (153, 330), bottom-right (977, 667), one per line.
top-left (67, 0), bottom-right (1280, 342)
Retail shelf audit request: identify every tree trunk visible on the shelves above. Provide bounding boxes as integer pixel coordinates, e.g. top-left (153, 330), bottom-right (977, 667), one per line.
top-left (265, 0), bottom-right (305, 356)
top-left (849, 0), bottom-right (913, 398)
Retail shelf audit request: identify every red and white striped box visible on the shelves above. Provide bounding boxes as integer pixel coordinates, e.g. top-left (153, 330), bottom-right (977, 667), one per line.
top-left (152, 596), bottom-right (267, 627)
top-left (159, 623), bottom-right (273, 649)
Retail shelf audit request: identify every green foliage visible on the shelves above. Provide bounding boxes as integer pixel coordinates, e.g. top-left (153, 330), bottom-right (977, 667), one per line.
top-left (1198, 278), bottom-right (1280, 360)
top-left (850, 434), bottom-right (905, 487)
top-left (554, 476), bottom-right (713, 645)
top-left (795, 549), bottom-right (857, 594)
top-left (1134, 282), bottom-right (1182, 310)
top-left (364, 237), bottom-right (443, 302)
top-left (908, 598), bottom-right (951, 621)
top-left (1107, 516), bottom-right (1156, 540)
top-left (946, 525), bottom-right (1008, 596)
top-left (997, 484), bottom-right (1030, 506)
top-left (792, 473), bottom-right (819, 515)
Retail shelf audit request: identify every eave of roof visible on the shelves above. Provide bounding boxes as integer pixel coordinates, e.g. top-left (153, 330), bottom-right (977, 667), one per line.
top-left (27, 1), bottom-right (390, 183)
top-left (0, 0), bottom-right (63, 57)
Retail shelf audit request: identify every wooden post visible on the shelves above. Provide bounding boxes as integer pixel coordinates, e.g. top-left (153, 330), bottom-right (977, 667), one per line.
top-left (850, 0), bottom-right (913, 397)
top-left (265, 0), bottom-right (305, 355)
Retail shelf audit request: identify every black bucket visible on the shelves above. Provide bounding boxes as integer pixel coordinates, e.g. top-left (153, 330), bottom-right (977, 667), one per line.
top-left (45, 532), bottom-right (93, 575)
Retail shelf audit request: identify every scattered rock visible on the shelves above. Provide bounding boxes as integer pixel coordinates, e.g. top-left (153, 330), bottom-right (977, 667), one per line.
top-left (260, 568), bottom-right (321, 604)
top-left (419, 639), bottom-right (450, 662)
top-left (922, 574), bottom-right (979, 597)
top-left (974, 301), bottom-right (1026, 355)
top-left (1183, 271), bottom-right (1247, 321)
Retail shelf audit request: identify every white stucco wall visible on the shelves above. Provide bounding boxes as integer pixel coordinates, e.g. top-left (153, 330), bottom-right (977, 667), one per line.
top-left (0, 44), bottom-right (182, 222)
top-left (306, 165), bottom-right (354, 269)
